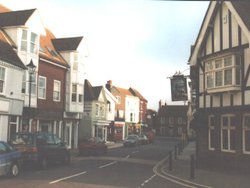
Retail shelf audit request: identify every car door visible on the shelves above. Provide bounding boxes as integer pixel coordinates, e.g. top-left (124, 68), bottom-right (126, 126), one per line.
top-left (0, 142), bottom-right (9, 176)
top-left (53, 135), bottom-right (67, 161)
top-left (44, 133), bottom-right (58, 161)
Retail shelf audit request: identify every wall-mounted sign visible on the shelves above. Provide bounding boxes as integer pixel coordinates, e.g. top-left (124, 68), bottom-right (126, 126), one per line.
top-left (170, 75), bottom-right (188, 101)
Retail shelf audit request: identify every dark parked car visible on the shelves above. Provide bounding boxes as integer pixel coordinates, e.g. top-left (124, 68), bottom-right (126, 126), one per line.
top-left (138, 134), bottom-right (149, 144)
top-left (123, 135), bottom-right (140, 147)
top-left (10, 132), bottom-right (70, 169)
top-left (0, 141), bottom-right (22, 177)
top-left (78, 137), bottom-right (107, 155)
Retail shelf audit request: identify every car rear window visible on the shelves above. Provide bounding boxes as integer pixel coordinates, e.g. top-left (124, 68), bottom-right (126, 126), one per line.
top-left (10, 134), bottom-right (33, 145)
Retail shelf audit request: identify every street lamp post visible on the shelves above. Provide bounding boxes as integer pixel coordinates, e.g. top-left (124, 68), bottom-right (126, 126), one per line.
top-left (26, 59), bottom-right (36, 131)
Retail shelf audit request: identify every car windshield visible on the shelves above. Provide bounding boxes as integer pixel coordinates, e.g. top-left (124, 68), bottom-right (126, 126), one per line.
top-left (10, 134), bottom-right (33, 145)
top-left (127, 135), bottom-right (137, 140)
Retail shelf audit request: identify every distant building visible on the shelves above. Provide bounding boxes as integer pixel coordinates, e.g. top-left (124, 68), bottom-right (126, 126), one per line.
top-left (157, 103), bottom-right (188, 137)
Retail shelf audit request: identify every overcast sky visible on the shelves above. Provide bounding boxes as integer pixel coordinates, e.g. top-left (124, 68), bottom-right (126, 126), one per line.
top-left (1, 0), bottom-right (209, 110)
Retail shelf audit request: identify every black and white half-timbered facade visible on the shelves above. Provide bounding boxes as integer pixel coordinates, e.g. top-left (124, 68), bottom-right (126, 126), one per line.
top-left (189, 1), bottom-right (250, 171)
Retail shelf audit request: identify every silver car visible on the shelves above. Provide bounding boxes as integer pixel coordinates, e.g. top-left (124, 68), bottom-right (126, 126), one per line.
top-left (123, 135), bottom-right (140, 147)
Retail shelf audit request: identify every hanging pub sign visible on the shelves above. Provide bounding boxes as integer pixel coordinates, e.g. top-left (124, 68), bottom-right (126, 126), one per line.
top-left (170, 75), bottom-right (188, 101)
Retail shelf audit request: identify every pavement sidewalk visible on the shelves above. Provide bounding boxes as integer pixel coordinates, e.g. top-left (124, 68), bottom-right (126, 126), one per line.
top-left (162, 141), bottom-right (250, 188)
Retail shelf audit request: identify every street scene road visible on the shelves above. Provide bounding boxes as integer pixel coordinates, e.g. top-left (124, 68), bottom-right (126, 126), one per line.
top-left (0, 137), bottom-right (184, 188)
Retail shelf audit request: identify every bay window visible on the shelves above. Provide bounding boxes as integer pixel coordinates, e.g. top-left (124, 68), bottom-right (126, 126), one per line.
top-left (205, 55), bottom-right (241, 92)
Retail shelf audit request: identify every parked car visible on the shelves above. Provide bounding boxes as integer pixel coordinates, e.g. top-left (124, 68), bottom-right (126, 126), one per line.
top-left (78, 137), bottom-right (107, 155)
top-left (10, 132), bottom-right (70, 169)
top-left (145, 130), bottom-right (155, 143)
top-left (138, 134), bottom-right (149, 144)
top-left (0, 141), bottom-right (22, 177)
top-left (123, 135), bottom-right (140, 147)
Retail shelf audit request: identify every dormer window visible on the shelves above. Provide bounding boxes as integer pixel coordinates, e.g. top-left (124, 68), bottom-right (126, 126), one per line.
top-left (205, 54), bottom-right (241, 93)
top-left (20, 29), bottom-right (38, 54)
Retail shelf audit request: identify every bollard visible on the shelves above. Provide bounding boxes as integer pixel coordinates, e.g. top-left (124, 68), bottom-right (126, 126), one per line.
top-left (169, 151), bottom-right (173, 171)
top-left (190, 154), bottom-right (195, 179)
top-left (174, 145), bottom-right (177, 160)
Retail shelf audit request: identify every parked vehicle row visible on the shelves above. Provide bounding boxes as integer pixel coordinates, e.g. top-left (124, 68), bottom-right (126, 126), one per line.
top-left (123, 133), bottom-right (151, 147)
top-left (78, 137), bottom-right (107, 156)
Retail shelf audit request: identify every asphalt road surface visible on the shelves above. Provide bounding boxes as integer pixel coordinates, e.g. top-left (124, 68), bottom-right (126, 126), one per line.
top-left (0, 137), bottom-right (185, 188)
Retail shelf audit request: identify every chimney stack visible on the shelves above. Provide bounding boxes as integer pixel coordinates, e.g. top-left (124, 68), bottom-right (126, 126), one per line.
top-left (106, 80), bottom-right (112, 91)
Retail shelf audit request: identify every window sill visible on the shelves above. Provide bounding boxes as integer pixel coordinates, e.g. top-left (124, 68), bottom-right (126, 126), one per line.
top-left (207, 85), bottom-right (240, 94)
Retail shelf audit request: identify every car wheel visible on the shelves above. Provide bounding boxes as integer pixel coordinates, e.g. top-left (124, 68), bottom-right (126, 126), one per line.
top-left (9, 163), bottom-right (19, 177)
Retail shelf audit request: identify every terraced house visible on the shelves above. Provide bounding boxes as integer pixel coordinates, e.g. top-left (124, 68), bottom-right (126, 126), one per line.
top-left (189, 1), bottom-right (250, 171)
top-left (0, 4), bottom-right (87, 149)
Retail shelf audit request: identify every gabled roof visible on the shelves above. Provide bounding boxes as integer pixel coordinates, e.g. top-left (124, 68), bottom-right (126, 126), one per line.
top-left (39, 28), bottom-right (69, 67)
top-left (188, 1), bottom-right (250, 65)
top-left (52, 37), bottom-right (83, 51)
top-left (84, 79), bottom-right (103, 101)
top-left (0, 4), bottom-right (11, 13)
top-left (114, 86), bottom-right (133, 96)
top-left (231, 1), bottom-right (250, 31)
top-left (0, 8), bottom-right (35, 27)
top-left (129, 87), bottom-right (147, 102)
top-left (0, 29), bottom-right (26, 69)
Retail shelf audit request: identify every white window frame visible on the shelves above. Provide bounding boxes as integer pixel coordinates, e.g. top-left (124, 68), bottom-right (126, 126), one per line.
top-left (20, 29), bottom-right (38, 54)
top-left (221, 114), bottom-right (236, 153)
top-left (243, 114), bottom-right (250, 154)
top-left (78, 85), bottom-right (83, 103)
top-left (95, 104), bottom-right (99, 117)
top-left (208, 115), bottom-right (215, 151)
top-left (0, 66), bottom-right (6, 94)
top-left (72, 84), bottom-right (77, 102)
top-left (38, 76), bottom-right (46, 99)
top-left (73, 53), bottom-right (78, 71)
top-left (205, 54), bottom-right (241, 93)
top-left (53, 80), bottom-right (61, 102)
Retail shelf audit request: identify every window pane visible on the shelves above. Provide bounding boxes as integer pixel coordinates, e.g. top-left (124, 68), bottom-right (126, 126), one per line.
top-left (222, 130), bottom-right (228, 150)
top-left (224, 69), bottom-right (232, 85)
top-left (230, 130), bottom-right (236, 150)
top-left (211, 129), bottom-right (216, 148)
top-left (215, 60), bottom-right (222, 69)
top-left (215, 71), bottom-right (222, 86)
top-left (245, 116), bottom-right (250, 128)
top-left (222, 116), bottom-right (228, 128)
top-left (245, 130), bottom-right (250, 151)
top-left (206, 73), bottom-right (213, 88)
top-left (224, 56), bottom-right (232, 67)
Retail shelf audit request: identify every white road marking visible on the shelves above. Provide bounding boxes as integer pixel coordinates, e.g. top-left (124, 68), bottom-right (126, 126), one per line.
top-left (49, 171), bottom-right (87, 184)
top-left (138, 174), bottom-right (156, 188)
top-left (132, 150), bottom-right (139, 154)
top-left (99, 161), bottom-right (117, 169)
top-left (125, 155), bottom-right (130, 158)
